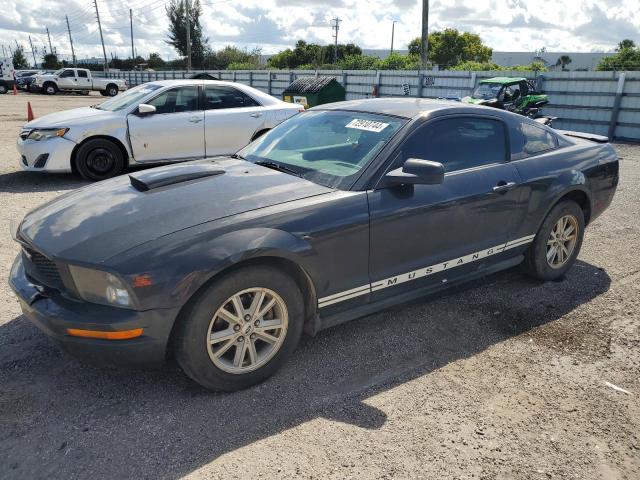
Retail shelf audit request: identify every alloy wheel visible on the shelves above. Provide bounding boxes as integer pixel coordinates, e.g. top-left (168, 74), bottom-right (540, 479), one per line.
top-left (546, 214), bottom-right (578, 269)
top-left (206, 288), bottom-right (288, 374)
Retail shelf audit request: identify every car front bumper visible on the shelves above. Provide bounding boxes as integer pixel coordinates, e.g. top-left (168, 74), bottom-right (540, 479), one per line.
top-left (9, 255), bottom-right (180, 367)
top-left (16, 136), bottom-right (76, 172)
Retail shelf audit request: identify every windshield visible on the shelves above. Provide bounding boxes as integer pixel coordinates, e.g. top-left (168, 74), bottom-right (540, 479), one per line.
top-left (95, 83), bottom-right (162, 112)
top-left (52, 69), bottom-right (64, 76)
top-left (472, 83), bottom-right (502, 100)
top-left (238, 110), bottom-right (406, 189)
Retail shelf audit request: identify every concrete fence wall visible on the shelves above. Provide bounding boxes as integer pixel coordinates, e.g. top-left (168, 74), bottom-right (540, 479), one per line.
top-left (105, 69), bottom-right (640, 141)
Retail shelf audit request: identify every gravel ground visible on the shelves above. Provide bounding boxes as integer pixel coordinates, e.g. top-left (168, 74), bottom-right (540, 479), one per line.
top-left (0, 92), bottom-right (638, 480)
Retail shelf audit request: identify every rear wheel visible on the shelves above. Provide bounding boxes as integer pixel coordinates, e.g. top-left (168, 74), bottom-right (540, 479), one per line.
top-left (175, 266), bottom-right (304, 391)
top-left (74, 138), bottom-right (125, 181)
top-left (106, 84), bottom-right (119, 97)
top-left (0, 84), bottom-right (7, 94)
top-left (522, 200), bottom-right (585, 281)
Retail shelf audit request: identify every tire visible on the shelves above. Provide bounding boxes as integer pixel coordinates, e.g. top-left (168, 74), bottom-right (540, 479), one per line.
top-left (0, 84), bottom-right (7, 94)
top-left (522, 200), bottom-right (585, 281)
top-left (74, 138), bottom-right (125, 181)
top-left (175, 266), bottom-right (304, 391)
top-left (43, 83), bottom-right (57, 95)
top-left (106, 84), bottom-right (119, 97)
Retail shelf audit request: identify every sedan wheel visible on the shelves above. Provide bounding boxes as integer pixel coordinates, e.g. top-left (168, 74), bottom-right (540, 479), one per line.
top-left (75, 138), bottom-right (125, 181)
top-left (522, 200), bottom-right (585, 281)
top-left (175, 266), bottom-right (304, 391)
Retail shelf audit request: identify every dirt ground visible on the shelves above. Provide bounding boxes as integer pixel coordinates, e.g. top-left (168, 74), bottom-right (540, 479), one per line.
top-left (0, 92), bottom-right (638, 480)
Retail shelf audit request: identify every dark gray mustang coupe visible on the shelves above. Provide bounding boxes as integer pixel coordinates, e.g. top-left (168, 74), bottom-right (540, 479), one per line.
top-left (10, 98), bottom-right (618, 391)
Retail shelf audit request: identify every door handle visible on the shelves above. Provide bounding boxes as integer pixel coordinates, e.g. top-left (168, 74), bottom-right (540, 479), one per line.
top-left (250, 112), bottom-right (262, 118)
top-left (492, 181), bottom-right (517, 193)
top-left (189, 117), bottom-right (203, 123)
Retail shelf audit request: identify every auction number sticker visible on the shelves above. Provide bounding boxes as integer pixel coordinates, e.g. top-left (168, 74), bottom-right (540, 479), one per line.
top-left (345, 119), bottom-right (389, 133)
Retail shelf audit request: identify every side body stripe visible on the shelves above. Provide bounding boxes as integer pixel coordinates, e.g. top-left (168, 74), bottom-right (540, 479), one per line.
top-left (317, 234), bottom-right (536, 308)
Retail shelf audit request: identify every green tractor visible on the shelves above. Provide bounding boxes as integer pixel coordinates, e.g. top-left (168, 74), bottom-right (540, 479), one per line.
top-left (462, 77), bottom-right (554, 126)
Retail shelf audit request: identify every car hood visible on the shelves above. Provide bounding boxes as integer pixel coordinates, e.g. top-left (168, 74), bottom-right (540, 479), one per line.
top-left (24, 107), bottom-right (117, 129)
top-left (19, 158), bottom-right (333, 263)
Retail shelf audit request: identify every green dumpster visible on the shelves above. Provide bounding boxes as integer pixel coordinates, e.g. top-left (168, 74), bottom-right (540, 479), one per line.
top-left (282, 76), bottom-right (346, 109)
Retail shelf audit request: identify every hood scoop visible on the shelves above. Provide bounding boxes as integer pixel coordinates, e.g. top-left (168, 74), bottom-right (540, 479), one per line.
top-left (129, 163), bottom-right (225, 191)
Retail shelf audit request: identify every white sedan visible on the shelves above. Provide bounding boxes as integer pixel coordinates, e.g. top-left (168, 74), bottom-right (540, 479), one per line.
top-left (17, 80), bottom-right (303, 180)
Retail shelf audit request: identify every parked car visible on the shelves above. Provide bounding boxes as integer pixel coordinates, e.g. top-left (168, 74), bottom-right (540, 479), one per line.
top-left (16, 70), bottom-right (44, 90)
top-left (33, 68), bottom-right (127, 96)
top-left (0, 57), bottom-right (15, 94)
top-left (462, 77), bottom-right (554, 125)
top-left (17, 79), bottom-right (303, 180)
top-left (9, 98), bottom-right (618, 391)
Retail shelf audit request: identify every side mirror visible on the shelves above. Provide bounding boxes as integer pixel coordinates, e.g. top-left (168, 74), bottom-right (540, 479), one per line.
top-left (138, 104), bottom-right (156, 115)
top-left (385, 158), bottom-right (445, 186)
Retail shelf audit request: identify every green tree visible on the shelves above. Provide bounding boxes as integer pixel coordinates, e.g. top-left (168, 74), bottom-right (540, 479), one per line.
top-left (555, 55), bottom-right (572, 70)
top-left (147, 52), bottom-right (166, 69)
top-left (338, 54), bottom-right (378, 70)
top-left (597, 46), bottom-right (640, 71)
top-left (617, 39), bottom-right (636, 51)
top-left (451, 61), bottom-right (501, 71)
top-left (166, 0), bottom-right (209, 68)
top-left (267, 40), bottom-right (362, 69)
top-left (376, 52), bottom-right (419, 70)
top-left (408, 29), bottom-right (492, 68)
top-left (43, 53), bottom-right (60, 69)
top-left (12, 47), bottom-right (29, 69)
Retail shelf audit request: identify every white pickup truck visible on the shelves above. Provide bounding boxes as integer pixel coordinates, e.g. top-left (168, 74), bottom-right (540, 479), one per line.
top-left (34, 68), bottom-right (127, 96)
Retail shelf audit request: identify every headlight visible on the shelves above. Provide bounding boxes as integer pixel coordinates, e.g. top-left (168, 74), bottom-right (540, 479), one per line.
top-left (68, 265), bottom-right (133, 308)
top-left (26, 128), bottom-right (69, 141)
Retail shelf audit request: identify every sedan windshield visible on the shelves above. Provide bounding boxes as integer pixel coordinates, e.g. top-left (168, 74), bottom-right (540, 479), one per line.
top-left (95, 83), bottom-right (162, 112)
top-left (472, 83), bottom-right (502, 100)
top-left (238, 110), bottom-right (406, 189)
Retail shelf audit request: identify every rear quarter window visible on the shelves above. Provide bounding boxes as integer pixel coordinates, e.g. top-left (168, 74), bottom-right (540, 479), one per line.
top-left (516, 122), bottom-right (558, 156)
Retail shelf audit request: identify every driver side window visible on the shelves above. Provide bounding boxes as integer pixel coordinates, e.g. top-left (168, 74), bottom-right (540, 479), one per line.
top-left (148, 86), bottom-right (199, 114)
top-left (401, 117), bottom-right (507, 173)
top-left (60, 70), bottom-right (75, 78)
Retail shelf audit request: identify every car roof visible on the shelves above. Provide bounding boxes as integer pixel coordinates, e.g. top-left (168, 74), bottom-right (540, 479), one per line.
top-left (312, 97), bottom-right (492, 119)
top-left (481, 77), bottom-right (527, 84)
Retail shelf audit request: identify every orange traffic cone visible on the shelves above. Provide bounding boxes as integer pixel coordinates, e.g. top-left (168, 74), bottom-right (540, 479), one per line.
top-left (27, 102), bottom-right (35, 122)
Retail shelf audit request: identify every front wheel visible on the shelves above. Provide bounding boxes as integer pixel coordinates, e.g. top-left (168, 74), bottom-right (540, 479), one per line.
top-left (522, 200), bottom-right (585, 281)
top-left (43, 83), bottom-right (57, 95)
top-left (74, 138), bottom-right (125, 181)
top-left (106, 85), bottom-right (119, 97)
top-left (0, 84), bottom-right (8, 94)
top-left (175, 266), bottom-right (304, 391)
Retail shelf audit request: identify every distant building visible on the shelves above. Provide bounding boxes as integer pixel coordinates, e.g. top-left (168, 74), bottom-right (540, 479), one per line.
top-left (491, 51), bottom-right (615, 71)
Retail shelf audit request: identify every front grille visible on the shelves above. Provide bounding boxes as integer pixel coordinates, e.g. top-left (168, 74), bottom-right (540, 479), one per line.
top-left (22, 244), bottom-right (64, 290)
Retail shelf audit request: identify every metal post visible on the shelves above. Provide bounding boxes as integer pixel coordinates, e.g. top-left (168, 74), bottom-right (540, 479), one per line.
top-left (268, 71), bottom-right (272, 95)
top-left (390, 21), bottom-right (396, 56)
top-left (28, 36), bottom-right (37, 67)
top-left (94, 0), bottom-right (109, 72)
top-left (420, 0), bottom-right (429, 69)
top-left (608, 72), bottom-right (626, 140)
top-left (46, 28), bottom-right (53, 56)
top-left (185, 0), bottom-right (192, 71)
top-left (130, 9), bottom-right (135, 62)
top-left (248, 71), bottom-right (253, 87)
top-left (417, 73), bottom-right (424, 98)
top-left (65, 16), bottom-right (77, 67)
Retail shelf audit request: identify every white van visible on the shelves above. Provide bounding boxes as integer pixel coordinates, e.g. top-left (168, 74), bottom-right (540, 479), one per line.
top-left (0, 57), bottom-right (16, 94)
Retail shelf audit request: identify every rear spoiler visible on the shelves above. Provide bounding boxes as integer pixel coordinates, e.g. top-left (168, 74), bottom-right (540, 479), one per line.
top-left (556, 130), bottom-right (609, 144)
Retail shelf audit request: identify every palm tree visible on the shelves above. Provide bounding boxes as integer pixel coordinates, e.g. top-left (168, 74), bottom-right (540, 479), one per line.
top-left (555, 55), bottom-right (572, 71)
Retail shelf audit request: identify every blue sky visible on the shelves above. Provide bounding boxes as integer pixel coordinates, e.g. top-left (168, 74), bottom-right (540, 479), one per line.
top-left (0, 0), bottom-right (638, 62)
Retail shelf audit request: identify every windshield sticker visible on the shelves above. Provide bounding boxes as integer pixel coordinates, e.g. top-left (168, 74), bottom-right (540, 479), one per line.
top-left (346, 119), bottom-right (389, 133)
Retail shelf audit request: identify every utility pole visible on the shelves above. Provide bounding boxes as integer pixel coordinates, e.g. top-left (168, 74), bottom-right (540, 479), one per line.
top-left (66, 15), bottom-right (77, 67)
top-left (130, 9), bottom-right (135, 61)
top-left (185, 0), bottom-right (192, 71)
top-left (94, 0), bottom-right (109, 72)
top-left (331, 17), bottom-right (341, 64)
top-left (46, 27), bottom-right (53, 56)
top-left (420, 0), bottom-right (429, 69)
top-left (390, 20), bottom-right (396, 56)
top-left (28, 36), bottom-right (37, 67)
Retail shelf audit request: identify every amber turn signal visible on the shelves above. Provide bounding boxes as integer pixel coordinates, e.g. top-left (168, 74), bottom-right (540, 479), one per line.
top-left (66, 328), bottom-right (143, 340)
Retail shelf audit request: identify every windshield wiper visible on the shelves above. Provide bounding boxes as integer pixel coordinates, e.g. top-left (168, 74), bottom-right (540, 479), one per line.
top-left (230, 153), bottom-right (245, 160)
top-left (254, 160), bottom-right (302, 177)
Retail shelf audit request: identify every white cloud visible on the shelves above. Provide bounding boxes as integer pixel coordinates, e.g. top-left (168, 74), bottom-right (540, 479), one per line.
top-left (0, 0), bottom-right (637, 63)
